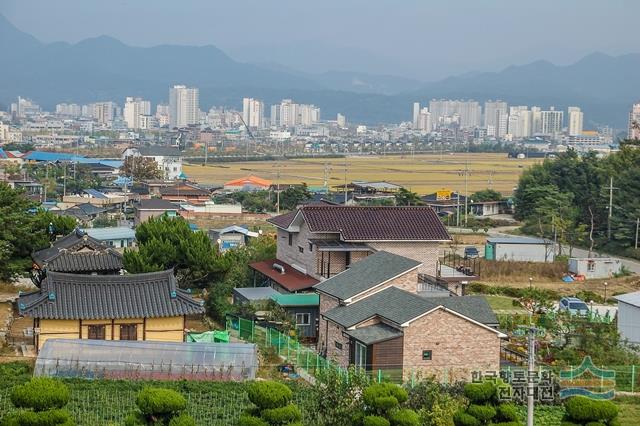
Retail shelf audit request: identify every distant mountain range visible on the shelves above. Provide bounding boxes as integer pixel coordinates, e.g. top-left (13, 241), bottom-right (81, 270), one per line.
top-left (0, 14), bottom-right (638, 127)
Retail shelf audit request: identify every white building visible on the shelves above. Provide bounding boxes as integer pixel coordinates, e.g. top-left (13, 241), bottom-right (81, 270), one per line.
top-left (242, 98), bottom-right (265, 129)
top-left (89, 102), bottom-right (117, 126)
top-left (123, 97), bottom-right (151, 130)
top-left (122, 146), bottom-right (183, 180)
top-left (12, 97), bottom-right (41, 118)
top-left (271, 99), bottom-right (320, 128)
top-left (429, 99), bottom-right (481, 129)
top-left (540, 107), bottom-right (563, 135)
top-left (484, 100), bottom-right (508, 129)
top-left (615, 291), bottom-right (640, 345)
top-left (628, 103), bottom-right (640, 140)
top-left (531, 106), bottom-right (542, 134)
top-left (55, 103), bottom-right (82, 117)
top-left (412, 102), bottom-right (420, 129)
top-left (507, 107), bottom-right (532, 139)
top-left (567, 106), bottom-right (584, 136)
top-left (337, 113), bottom-right (346, 128)
top-left (169, 85), bottom-right (199, 128)
top-left (416, 107), bottom-right (432, 132)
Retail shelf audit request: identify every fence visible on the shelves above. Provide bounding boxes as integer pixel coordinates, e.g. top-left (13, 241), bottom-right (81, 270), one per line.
top-left (227, 314), bottom-right (640, 392)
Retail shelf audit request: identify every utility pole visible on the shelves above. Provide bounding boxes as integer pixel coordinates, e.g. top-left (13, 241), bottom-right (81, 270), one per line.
top-left (456, 191), bottom-right (460, 228)
top-left (526, 325), bottom-right (537, 426)
top-left (607, 176), bottom-right (614, 240)
top-left (343, 158), bottom-right (348, 204)
top-left (635, 218), bottom-right (639, 250)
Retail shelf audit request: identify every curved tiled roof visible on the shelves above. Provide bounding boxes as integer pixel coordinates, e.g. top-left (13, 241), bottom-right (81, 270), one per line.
top-left (32, 229), bottom-right (110, 268)
top-left (268, 205), bottom-right (451, 241)
top-left (18, 270), bottom-right (204, 320)
top-left (45, 250), bottom-right (123, 273)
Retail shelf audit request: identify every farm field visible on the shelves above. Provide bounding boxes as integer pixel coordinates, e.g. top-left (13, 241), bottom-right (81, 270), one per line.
top-left (183, 153), bottom-right (540, 195)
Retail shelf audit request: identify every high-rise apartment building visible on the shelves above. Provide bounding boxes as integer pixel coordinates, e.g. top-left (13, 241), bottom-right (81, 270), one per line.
top-left (55, 103), bottom-right (82, 117)
top-left (484, 100), bottom-right (508, 129)
top-left (429, 99), bottom-right (481, 129)
top-left (242, 98), bottom-right (265, 129)
top-left (412, 102), bottom-right (420, 129)
top-left (12, 97), bottom-right (41, 118)
top-left (124, 97), bottom-right (151, 130)
top-left (628, 103), bottom-right (640, 140)
top-left (271, 99), bottom-right (320, 127)
top-left (540, 107), bottom-right (563, 135)
top-left (89, 101), bottom-right (116, 125)
top-left (169, 85), bottom-right (199, 128)
top-left (337, 113), bottom-right (346, 128)
top-left (567, 107), bottom-right (584, 136)
top-left (531, 107), bottom-right (542, 134)
top-left (507, 107), bottom-right (532, 139)
top-left (416, 108), bottom-right (432, 132)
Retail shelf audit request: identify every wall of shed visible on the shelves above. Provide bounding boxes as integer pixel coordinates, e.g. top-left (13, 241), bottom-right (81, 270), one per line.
top-left (617, 302), bottom-right (640, 345)
top-left (493, 243), bottom-right (553, 262)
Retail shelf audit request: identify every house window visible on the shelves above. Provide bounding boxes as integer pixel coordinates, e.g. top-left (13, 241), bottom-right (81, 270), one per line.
top-left (355, 341), bottom-right (367, 369)
top-left (288, 233), bottom-right (293, 246)
top-left (422, 350), bottom-right (432, 361)
top-left (119, 324), bottom-right (137, 341)
top-left (88, 325), bottom-right (106, 340)
top-left (308, 242), bottom-right (313, 252)
top-left (335, 341), bottom-right (343, 350)
top-left (295, 313), bottom-right (311, 326)
top-left (298, 246), bottom-right (304, 253)
top-left (587, 261), bottom-right (595, 272)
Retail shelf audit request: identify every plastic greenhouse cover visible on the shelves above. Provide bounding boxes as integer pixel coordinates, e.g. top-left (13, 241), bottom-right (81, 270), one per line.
top-left (35, 339), bottom-right (257, 381)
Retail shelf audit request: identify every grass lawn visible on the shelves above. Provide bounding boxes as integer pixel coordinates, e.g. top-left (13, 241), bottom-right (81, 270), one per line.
top-left (615, 396), bottom-right (640, 426)
top-left (483, 295), bottom-right (526, 313)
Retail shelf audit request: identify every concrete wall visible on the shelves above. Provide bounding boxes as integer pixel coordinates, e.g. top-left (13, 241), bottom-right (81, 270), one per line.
top-left (617, 302), bottom-right (640, 345)
top-left (569, 258), bottom-right (622, 279)
top-left (401, 308), bottom-right (501, 382)
top-left (494, 243), bottom-right (553, 263)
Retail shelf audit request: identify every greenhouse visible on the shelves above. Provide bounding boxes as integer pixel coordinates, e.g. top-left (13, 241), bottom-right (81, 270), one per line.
top-left (34, 339), bottom-right (257, 381)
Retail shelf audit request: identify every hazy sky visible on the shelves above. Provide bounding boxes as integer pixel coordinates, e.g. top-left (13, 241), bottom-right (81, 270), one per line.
top-left (1, 0), bottom-right (638, 81)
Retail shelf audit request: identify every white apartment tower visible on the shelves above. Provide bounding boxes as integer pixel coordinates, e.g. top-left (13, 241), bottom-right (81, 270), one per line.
top-left (567, 107), bottom-right (584, 136)
top-left (90, 102), bottom-right (116, 125)
top-left (484, 100), bottom-right (508, 128)
top-left (337, 113), bottom-right (346, 128)
top-left (507, 107), bottom-right (532, 139)
top-left (540, 107), bottom-right (563, 135)
top-left (124, 97), bottom-right (151, 130)
top-left (242, 98), bottom-right (265, 129)
top-left (416, 108), bottom-right (432, 132)
top-left (412, 102), bottom-right (420, 129)
top-left (169, 85), bottom-right (199, 128)
top-left (628, 103), bottom-right (640, 140)
top-left (429, 99), bottom-right (481, 129)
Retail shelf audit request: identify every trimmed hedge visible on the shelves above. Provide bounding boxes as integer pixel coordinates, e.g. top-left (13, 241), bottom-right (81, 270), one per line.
top-left (453, 411), bottom-right (480, 426)
top-left (463, 382), bottom-right (496, 404)
top-left (260, 404), bottom-right (302, 424)
top-left (247, 381), bottom-right (293, 410)
top-left (2, 408), bottom-right (73, 426)
top-left (135, 387), bottom-right (187, 417)
top-left (363, 416), bottom-right (391, 426)
top-left (466, 404), bottom-right (496, 422)
top-left (363, 383), bottom-right (409, 413)
top-left (237, 415), bottom-right (269, 426)
top-left (564, 397), bottom-right (618, 423)
top-left (496, 404), bottom-right (519, 422)
top-left (388, 408), bottom-right (420, 426)
top-left (10, 378), bottom-right (70, 411)
top-left (168, 413), bottom-right (196, 426)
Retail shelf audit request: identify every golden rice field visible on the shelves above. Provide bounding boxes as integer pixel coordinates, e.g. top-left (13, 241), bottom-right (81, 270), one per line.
top-left (183, 153), bottom-right (540, 195)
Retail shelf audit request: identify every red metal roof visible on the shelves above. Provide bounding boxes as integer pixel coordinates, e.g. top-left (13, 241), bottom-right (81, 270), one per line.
top-left (268, 205), bottom-right (451, 241)
top-left (249, 259), bottom-right (319, 292)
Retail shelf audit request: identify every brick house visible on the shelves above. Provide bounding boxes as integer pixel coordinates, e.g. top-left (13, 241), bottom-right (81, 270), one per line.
top-left (256, 205), bottom-right (471, 296)
top-left (314, 251), bottom-right (505, 382)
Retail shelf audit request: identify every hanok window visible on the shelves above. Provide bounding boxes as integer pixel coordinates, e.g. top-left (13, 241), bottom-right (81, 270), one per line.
top-left (119, 324), bottom-right (137, 341)
top-left (88, 325), bottom-right (106, 340)
top-left (295, 313), bottom-right (311, 326)
top-left (422, 350), bottom-right (432, 361)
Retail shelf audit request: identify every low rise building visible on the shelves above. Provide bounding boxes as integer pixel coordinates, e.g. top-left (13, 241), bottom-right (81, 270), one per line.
top-left (135, 199), bottom-right (179, 224)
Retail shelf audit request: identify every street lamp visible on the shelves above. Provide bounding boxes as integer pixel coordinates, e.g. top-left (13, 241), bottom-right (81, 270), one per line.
top-left (603, 281), bottom-right (608, 303)
top-left (529, 277), bottom-right (533, 289)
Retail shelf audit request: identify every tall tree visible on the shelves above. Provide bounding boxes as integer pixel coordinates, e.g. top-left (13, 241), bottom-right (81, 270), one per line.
top-left (394, 188), bottom-right (422, 206)
top-left (120, 156), bottom-right (162, 180)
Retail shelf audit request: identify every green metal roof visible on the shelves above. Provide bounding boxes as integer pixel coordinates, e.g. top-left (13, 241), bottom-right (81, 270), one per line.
top-left (271, 293), bottom-right (319, 307)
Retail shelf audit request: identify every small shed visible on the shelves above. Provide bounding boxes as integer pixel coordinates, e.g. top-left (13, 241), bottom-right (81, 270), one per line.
top-left (568, 257), bottom-right (622, 279)
top-left (485, 236), bottom-right (555, 262)
top-left (615, 292), bottom-right (640, 345)
top-left (271, 293), bottom-right (320, 339)
top-left (34, 339), bottom-right (257, 381)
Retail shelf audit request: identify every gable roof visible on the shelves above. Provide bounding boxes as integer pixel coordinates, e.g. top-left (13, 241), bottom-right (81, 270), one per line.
top-left (323, 287), bottom-right (498, 329)
top-left (136, 146), bottom-right (182, 157)
top-left (160, 182), bottom-right (210, 197)
top-left (314, 251), bottom-right (420, 301)
top-left (32, 229), bottom-right (110, 268)
top-left (18, 270), bottom-right (204, 320)
top-left (137, 198), bottom-right (179, 211)
top-left (345, 323), bottom-right (404, 345)
top-left (249, 259), bottom-right (319, 292)
top-left (224, 175), bottom-right (272, 187)
top-left (268, 205), bottom-right (451, 241)
top-left (615, 291), bottom-right (640, 308)
top-left (45, 250), bottom-right (123, 273)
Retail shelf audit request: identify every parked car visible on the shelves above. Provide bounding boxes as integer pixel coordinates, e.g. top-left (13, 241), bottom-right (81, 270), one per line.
top-left (558, 297), bottom-right (590, 316)
top-left (464, 246), bottom-right (479, 259)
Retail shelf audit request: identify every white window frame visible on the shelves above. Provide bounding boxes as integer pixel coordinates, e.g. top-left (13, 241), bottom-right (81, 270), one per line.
top-left (295, 313), bottom-right (311, 326)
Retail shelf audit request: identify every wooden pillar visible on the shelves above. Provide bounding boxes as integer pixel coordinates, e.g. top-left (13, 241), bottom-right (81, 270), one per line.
top-left (143, 317), bottom-right (147, 341)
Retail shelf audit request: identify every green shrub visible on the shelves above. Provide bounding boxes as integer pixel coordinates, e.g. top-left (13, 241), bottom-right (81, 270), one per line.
top-left (124, 411), bottom-right (146, 426)
top-left (2, 408), bottom-right (73, 426)
top-left (247, 381), bottom-right (293, 410)
top-left (363, 383), bottom-right (409, 413)
top-left (10, 378), bottom-right (70, 411)
top-left (492, 423), bottom-right (522, 426)
top-left (237, 415), bottom-right (269, 426)
top-left (564, 397), bottom-right (618, 422)
top-left (135, 387), bottom-right (187, 417)
top-left (363, 416), bottom-right (391, 426)
top-left (467, 404), bottom-right (497, 422)
top-left (260, 404), bottom-right (302, 424)
top-left (584, 422), bottom-right (606, 426)
top-left (168, 413), bottom-right (196, 426)
top-left (453, 411), bottom-right (480, 426)
top-left (496, 403), bottom-right (519, 422)
top-left (463, 382), bottom-right (495, 404)
top-left (560, 422), bottom-right (581, 426)
top-left (388, 408), bottom-right (420, 426)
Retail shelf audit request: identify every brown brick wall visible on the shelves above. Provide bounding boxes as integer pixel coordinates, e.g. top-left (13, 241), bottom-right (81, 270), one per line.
top-left (276, 224), bottom-right (335, 279)
top-left (317, 293), bottom-right (349, 364)
top-left (401, 308), bottom-right (501, 382)
top-left (350, 269), bottom-right (419, 303)
top-left (367, 242), bottom-right (440, 276)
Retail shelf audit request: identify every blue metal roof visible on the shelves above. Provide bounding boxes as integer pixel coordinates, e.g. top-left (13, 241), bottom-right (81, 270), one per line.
top-left (25, 151), bottom-right (85, 162)
top-left (82, 227), bottom-right (136, 241)
top-left (83, 189), bottom-right (108, 199)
